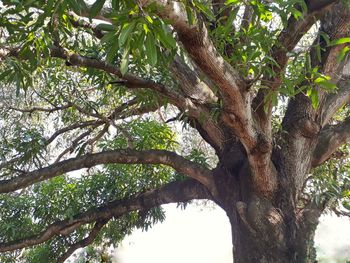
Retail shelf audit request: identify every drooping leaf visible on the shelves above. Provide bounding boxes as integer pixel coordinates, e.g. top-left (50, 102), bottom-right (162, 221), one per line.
top-left (120, 47), bottom-right (130, 75)
top-left (145, 32), bottom-right (157, 66)
top-left (118, 21), bottom-right (137, 47)
top-left (329, 37), bottom-right (350, 46)
top-left (89, 0), bottom-right (106, 19)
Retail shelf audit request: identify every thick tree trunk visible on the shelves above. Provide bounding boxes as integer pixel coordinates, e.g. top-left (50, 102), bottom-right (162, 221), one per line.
top-left (228, 212), bottom-right (318, 263)
top-left (214, 151), bottom-right (319, 263)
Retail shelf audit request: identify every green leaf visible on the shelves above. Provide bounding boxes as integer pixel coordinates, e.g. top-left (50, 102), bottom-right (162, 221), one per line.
top-left (118, 21), bottom-right (136, 47)
top-left (193, 0), bottom-right (215, 21)
top-left (66, 0), bottom-right (82, 14)
top-left (329, 37), bottom-right (350, 46)
top-left (105, 38), bottom-right (119, 63)
top-left (317, 80), bottom-right (337, 91)
top-left (225, 0), bottom-right (240, 5)
top-left (337, 46), bottom-right (350, 63)
top-left (320, 32), bottom-right (330, 46)
top-left (307, 88), bottom-right (319, 109)
top-left (316, 44), bottom-right (322, 62)
top-left (186, 6), bottom-right (196, 25)
top-left (120, 47), bottom-right (130, 75)
top-left (111, 0), bottom-right (119, 9)
top-left (100, 31), bottom-right (116, 44)
top-left (89, 0), bottom-right (106, 19)
top-left (155, 24), bottom-right (176, 49)
top-left (96, 23), bottom-right (115, 31)
top-left (145, 33), bottom-right (157, 66)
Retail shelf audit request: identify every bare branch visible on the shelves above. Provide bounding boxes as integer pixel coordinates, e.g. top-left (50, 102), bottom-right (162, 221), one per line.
top-left (0, 149), bottom-right (216, 195)
top-left (0, 179), bottom-right (211, 252)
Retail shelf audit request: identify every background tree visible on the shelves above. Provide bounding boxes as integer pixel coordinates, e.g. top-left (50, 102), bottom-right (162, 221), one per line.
top-left (0, 0), bottom-right (350, 262)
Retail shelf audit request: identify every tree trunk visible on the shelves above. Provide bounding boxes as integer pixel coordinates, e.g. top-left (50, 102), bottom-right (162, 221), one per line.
top-left (214, 151), bottom-right (319, 263)
top-left (228, 211), bottom-right (318, 263)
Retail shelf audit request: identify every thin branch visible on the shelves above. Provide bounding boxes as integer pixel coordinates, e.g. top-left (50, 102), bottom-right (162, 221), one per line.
top-left (0, 149), bottom-right (216, 195)
top-left (7, 104), bottom-right (72, 114)
top-left (57, 219), bottom-right (108, 263)
top-left (45, 120), bottom-right (102, 146)
top-left (240, 4), bottom-right (253, 33)
top-left (2, 41), bottom-right (226, 153)
top-left (0, 179), bottom-right (211, 252)
top-left (68, 11), bottom-right (104, 39)
top-left (54, 129), bottom-right (95, 163)
top-left (84, 123), bottom-right (110, 147)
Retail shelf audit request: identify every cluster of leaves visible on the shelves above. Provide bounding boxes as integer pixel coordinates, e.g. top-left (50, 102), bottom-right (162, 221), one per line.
top-left (307, 145), bottom-right (350, 215)
top-left (0, 118), bottom-right (177, 261)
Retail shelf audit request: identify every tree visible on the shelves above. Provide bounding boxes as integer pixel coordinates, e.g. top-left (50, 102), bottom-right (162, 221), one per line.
top-left (0, 0), bottom-right (350, 262)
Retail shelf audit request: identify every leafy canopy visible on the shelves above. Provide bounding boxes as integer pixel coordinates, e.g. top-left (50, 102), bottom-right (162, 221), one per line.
top-left (0, 0), bottom-right (350, 261)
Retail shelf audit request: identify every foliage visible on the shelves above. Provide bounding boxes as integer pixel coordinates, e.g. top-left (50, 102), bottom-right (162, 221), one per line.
top-left (0, 0), bottom-right (350, 262)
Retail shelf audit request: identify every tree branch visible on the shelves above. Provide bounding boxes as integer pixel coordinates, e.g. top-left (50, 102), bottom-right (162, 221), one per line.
top-left (319, 75), bottom-right (350, 126)
top-left (254, 0), bottom-right (337, 133)
top-left (312, 117), bottom-right (350, 167)
top-left (170, 55), bottom-right (217, 104)
top-left (6, 103), bottom-right (72, 114)
top-left (57, 220), bottom-right (108, 263)
top-left (316, 2), bottom-right (350, 125)
top-left (0, 179), bottom-right (211, 252)
top-left (68, 11), bottom-right (104, 39)
top-left (0, 149), bottom-right (216, 195)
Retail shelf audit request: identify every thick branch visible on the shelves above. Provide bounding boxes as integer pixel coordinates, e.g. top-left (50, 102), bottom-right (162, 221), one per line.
top-left (0, 149), bottom-right (216, 195)
top-left (141, 1), bottom-right (254, 138)
top-left (270, 0), bottom-right (336, 80)
top-left (317, 2), bottom-right (350, 125)
top-left (320, 75), bottom-right (350, 126)
top-left (170, 56), bottom-right (217, 104)
top-left (0, 179), bottom-right (211, 252)
top-left (312, 117), bottom-right (350, 167)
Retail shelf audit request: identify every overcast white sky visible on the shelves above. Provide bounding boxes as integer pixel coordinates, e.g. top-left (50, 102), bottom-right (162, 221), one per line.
top-left (108, 203), bottom-right (350, 263)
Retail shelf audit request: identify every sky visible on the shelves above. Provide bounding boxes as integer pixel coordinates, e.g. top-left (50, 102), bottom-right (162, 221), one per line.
top-left (107, 202), bottom-right (350, 263)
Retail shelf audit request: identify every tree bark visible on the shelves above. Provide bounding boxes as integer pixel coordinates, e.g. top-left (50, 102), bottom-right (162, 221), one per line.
top-left (213, 150), bottom-right (321, 263)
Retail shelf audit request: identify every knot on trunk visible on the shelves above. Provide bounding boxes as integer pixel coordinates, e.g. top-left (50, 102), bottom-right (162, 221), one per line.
top-left (297, 117), bottom-right (320, 138)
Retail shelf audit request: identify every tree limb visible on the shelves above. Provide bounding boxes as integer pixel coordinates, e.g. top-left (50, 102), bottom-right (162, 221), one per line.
top-left (0, 149), bottom-right (216, 195)
top-left (6, 103), bottom-right (72, 114)
top-left (316, 2), bottom-right (350, 125)
top-left (0, 179), bottom-right (211, 252)
top-left (57, 220), bottom-right (108, 263)
top-left (312, 117), bottom-right (350, 167)
top-left (319, 76), bottom-right (350, 126)
top-left (254, 0), bottom-right (337, 133)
